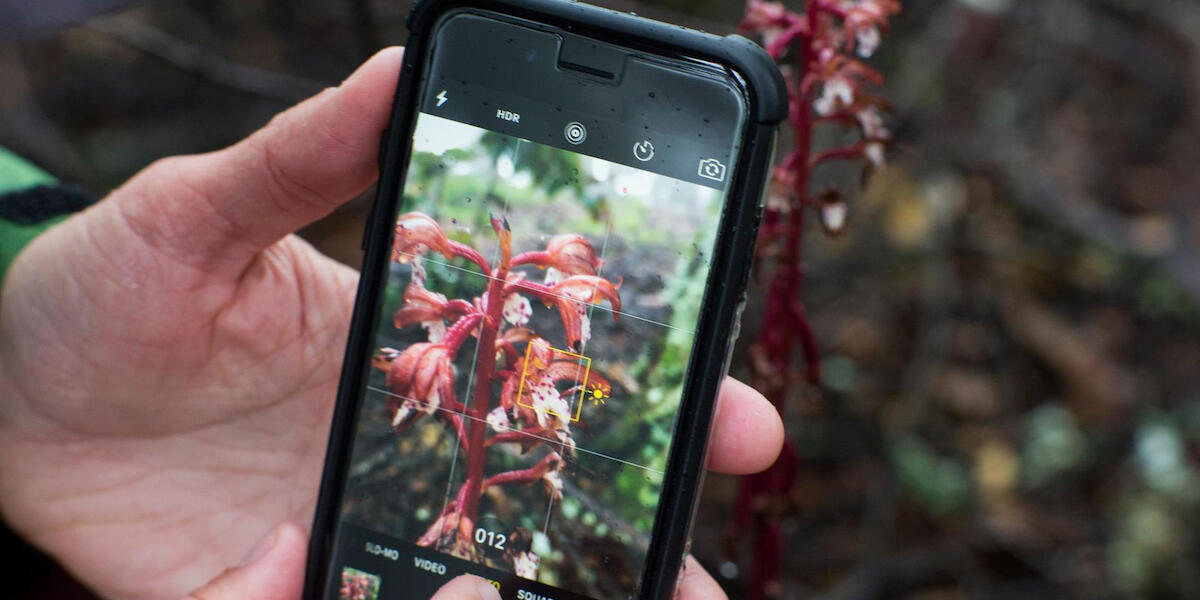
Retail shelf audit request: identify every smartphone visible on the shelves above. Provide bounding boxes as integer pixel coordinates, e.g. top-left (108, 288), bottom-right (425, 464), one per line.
top-left (305, 1), bottom-right (786, 599)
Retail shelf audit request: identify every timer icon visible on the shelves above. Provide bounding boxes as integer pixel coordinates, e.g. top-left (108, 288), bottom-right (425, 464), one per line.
top-left (633, 140), bottom-right (655, 162)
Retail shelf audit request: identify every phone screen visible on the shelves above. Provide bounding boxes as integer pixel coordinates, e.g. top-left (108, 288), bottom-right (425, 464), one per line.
top-left (323, 12), bottom-right (747, 600)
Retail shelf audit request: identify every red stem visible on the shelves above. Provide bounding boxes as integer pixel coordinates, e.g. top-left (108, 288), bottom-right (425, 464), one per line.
top-left (461, 219), bottom-right (512, 525)
top-left (742, 4), bottom-right (822, 599)
top-left (443, 313), bottom-right (484, 353)
top-left (496, 339), bottom-right (520, 369)
top-left (503, 278), bottom-right (556, 302)
top-left (448, 240), bottom-right (491, 274)
top-left (810, 143), bottom-right (866, 168)
top-left (444, 299), bottom-right (475, 320)
top-left (510, 250), bottom-right (552, 268)
top-left (445, 412), bottom-right (469, 451)
top-left (785, 1), bottom-right (817, 264)
top-left (485, 427), bottom-right (558, 448)
top-left (765, 22), bottom-right (807, 60)
top-left (481, 453), bottom-right (559, 491)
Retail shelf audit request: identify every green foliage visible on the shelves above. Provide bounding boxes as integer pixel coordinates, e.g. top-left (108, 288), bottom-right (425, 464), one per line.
top-left (821, 354), bottom-right (860, 394)
top-left (1022, 403), bottom-right (1087, 488)
top-left (891, 435), bottom-right (970, 516)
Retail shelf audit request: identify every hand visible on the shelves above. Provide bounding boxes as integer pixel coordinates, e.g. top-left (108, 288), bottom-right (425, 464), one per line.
top-left (0, 47), bottom-right (784, 600)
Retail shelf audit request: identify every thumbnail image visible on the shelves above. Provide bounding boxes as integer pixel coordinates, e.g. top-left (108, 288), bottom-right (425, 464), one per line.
top-left (340, 567), bottom-right (381, 600)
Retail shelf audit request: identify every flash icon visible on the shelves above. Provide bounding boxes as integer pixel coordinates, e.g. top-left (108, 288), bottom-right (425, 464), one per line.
top-left (436, 90), bottom-right (449, 108)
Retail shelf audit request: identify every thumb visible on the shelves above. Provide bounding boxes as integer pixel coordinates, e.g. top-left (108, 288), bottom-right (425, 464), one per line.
top-left (112, 46), bottom-right (404, 272)
top-left (430, 575), bottom-right (502, 600)
top-left (183, 522), bottom-right (307, 600)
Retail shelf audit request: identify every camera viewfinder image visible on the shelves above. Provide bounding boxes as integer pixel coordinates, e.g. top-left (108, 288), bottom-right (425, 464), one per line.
top-left (337, 113), bottom-right (727, 598)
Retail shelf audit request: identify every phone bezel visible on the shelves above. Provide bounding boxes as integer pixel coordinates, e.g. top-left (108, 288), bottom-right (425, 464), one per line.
top-left (304, 2), bottom-right (787, 599)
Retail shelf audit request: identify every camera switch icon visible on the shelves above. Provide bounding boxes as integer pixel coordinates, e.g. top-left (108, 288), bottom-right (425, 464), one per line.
top-left (698, 158), bottom-right (727, 182)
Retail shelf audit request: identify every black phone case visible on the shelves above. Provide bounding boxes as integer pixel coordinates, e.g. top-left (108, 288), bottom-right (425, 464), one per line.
top-left (304, 2), bottom-right (788, 598)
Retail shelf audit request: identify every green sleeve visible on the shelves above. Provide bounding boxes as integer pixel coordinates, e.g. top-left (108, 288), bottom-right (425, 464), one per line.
top-left (0, 147), bottom-right (55, 194)
top-left (0, 148), bottom-right (62, 286)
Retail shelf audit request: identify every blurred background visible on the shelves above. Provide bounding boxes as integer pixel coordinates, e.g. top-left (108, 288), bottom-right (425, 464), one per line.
top-left (2, 0), bottom-right (1199, 598)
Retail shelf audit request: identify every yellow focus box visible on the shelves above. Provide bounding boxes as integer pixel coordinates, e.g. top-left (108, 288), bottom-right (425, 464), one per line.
top-left (515, 340), bottom-right (594, 423)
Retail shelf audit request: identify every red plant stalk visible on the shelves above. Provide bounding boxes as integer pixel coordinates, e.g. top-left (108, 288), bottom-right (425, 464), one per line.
top-left (463, 216), bottom-right (513, 527)
top-left (383, 210), bottom-right (619, 568)
top-left (735, 1), bottom-right (900, 598)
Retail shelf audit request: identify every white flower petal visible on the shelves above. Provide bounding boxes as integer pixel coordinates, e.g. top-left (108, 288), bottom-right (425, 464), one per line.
top-left (423, 320), bottom-right (447, 343)
top-left (487, 406), bottom-right (511, 431)
top-left (543, 471), bottom-right (564, 501)
top-left (856, 26), bottom-right (881, 58)
top-left (820, 202), bottom-right (849, 234)
top-left (411, 257), bottom-right (427, 287)
top-left (814, 89), bottom-right (836, 117)
top-left (857, 106), bottom-right (888, 139)
top-left (864, 142), bottom-right (887, 169)
top-left (575, 305), bottom-right (592, 347)
top-left (766, 192), bottom-right (792, 213)
top-left (513, 551), bottom-right (541, 579)
top-left (831, 78), bottom-right (854, 106)
top-left (502, 293), bottom-right (533, 326)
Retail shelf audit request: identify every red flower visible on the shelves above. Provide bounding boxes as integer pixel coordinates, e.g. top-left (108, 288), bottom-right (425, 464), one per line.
top-left (393, 212), bottom-right (489, 272)
top-left (393, 282), bottom-right (475, 342)
top-left (483, 452), bottom-right (566, 501)
top-left (373, 344), bottom-right (456, 430)
top-left (394, 284), bottom-right (449, 328)
top-left (547, 234), bottom-right (604, 275)
top-left (393, 212), bottom-right (455, 263)
top-left (741, 0), bottom-right (797, 50)
top-left (841, 0), bottom-right (901, 58)
top-left (512, 233), bottom-right (605, 284)
top-left (549, 276), bottom-right (623, 350)
top-left (503, 275), bottom-right (622, 350)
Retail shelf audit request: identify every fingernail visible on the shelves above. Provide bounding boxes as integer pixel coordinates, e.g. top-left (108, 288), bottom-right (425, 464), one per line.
top-left (241, 525), bottom-right (281, 566)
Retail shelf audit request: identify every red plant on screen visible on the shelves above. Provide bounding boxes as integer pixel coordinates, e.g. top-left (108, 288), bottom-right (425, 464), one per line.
top-left (736, 1), bottom-right (901, 598)
top-left (339, 570), bottom-right (378, 600)
top-left (377, 212), bottom-right (620, 573)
